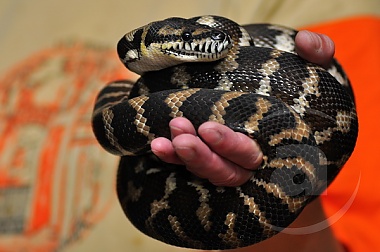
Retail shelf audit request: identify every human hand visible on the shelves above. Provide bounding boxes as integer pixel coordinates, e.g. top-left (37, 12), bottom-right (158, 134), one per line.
top-left (151, 31), bottom-right (335, 187)
top-left (151, 117), bottom-right (263, 186)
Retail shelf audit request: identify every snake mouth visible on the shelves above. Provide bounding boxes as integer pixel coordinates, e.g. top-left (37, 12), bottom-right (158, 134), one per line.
top-left (161, 37), bottom-right (232, 60)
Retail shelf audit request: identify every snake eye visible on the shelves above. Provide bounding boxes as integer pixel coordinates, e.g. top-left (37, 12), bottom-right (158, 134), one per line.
top-left (211, 31), bottom-right (226, 41)
top-left (181, 31), bottom-right (193, 42)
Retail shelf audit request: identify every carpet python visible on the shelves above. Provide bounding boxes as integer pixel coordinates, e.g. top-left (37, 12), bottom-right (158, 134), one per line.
top-left (91, 15), bottom-right (358, 250)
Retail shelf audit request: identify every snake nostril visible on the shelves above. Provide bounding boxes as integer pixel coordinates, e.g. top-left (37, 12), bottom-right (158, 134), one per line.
top-left (211, 31), bottom-right (226, 41)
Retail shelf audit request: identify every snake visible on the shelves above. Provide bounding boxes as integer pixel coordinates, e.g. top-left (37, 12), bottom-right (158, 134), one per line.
top-left (91, 15), bottom-right (358, 250)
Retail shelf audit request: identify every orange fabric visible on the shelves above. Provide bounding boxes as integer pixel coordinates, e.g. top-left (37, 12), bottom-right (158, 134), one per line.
top-left (302, 16), bottom-right (380, 251)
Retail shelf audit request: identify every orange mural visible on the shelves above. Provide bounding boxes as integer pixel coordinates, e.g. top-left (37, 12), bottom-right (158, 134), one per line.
top-left (0, 42), bottom-right (132, 251)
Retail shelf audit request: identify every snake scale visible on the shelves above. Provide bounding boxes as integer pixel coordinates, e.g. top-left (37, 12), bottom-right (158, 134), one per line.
top-left (91, 16), bottom-right (358, 249)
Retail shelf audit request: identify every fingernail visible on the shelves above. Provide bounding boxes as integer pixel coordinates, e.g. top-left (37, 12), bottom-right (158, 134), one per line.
top-left (151, 146), bottom-right (163, 158)
top-left (169, 125), bottom-right (183, 139)
top-left (175, 147), bottom-right (195, 162)
top-left (203, 128), bottom-right (223, 145)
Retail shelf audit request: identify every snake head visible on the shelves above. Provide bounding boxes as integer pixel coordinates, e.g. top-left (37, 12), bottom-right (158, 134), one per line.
top-left (117, 17), bottom-right (233, 75)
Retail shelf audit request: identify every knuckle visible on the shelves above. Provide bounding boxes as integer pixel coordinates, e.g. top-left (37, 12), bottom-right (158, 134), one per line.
top-left (209, 166), bottom-right (244, 187)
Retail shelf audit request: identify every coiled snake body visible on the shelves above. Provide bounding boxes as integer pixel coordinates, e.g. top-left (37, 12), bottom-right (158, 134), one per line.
top-left (92, 16), bottom-right (358, 250)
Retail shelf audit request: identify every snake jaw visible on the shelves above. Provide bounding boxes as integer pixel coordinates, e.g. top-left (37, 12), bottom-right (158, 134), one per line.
top-left (117, 17), bottom-right (234, 74)
top-left (122, 34), bottom-right (232, 75)
top-left (160, 37), bottom-right (232, 60)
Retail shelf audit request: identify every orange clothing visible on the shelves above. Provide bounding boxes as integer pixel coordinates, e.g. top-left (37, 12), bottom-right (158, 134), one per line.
top-left (302, 16), bottom-right (380, 251)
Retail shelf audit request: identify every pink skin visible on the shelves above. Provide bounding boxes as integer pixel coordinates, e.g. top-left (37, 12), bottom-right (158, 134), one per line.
top-left (151, 31), bottom-right (335, 187)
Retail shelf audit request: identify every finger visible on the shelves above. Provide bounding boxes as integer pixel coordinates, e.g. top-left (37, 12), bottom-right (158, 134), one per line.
top-left (172, 133), bottom-right (253, 187)
top-left (169, 117), bottom-right (197, 139)
top-left (151, 137), bottom-right (184, 165)
top-left (295, 30), bottom-right (335, 69)
top-left (198, 122), bottom-right (263, 170)
top-left (151, 117), bottom-right (197, 164)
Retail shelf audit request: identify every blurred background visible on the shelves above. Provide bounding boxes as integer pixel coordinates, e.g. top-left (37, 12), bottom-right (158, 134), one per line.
top-left (0, 0), bottom-right (379, 251)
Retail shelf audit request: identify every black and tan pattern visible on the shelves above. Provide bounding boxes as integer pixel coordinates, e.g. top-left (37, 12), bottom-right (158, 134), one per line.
top-left (91, 15), bottom-right (358, 250)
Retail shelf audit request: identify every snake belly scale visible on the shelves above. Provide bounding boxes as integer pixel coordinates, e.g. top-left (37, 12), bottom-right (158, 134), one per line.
top-left (91, 15), bottom-right (358, 250)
